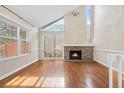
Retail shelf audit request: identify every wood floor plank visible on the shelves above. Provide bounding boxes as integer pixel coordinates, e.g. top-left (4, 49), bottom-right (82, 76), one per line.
top-left (0, 60), bottom-right (123, 88)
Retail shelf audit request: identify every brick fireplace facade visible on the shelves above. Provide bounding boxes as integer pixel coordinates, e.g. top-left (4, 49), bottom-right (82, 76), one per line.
top-left (64, 46), bottom-right (93, 61)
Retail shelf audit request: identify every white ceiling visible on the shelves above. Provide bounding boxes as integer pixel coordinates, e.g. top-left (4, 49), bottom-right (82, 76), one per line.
top-left (6, 5), bottom-right (81, 27)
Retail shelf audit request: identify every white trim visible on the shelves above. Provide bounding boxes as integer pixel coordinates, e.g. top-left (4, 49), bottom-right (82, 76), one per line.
top-left (0, 54), bottom-right (29, 62)
top-left (0, 36), bottom-right (17, 40)
top-left (94, 48), bottom-right (124, 54)
top-left (17, 27), bottom-right (20, 56)
top-left (41, 31), bottom-right (64, 32)
top-left (95, 59), bottom-right (124, 75)
top-left (43, 57), bottom-right (63, 60)
top-left (64, 44), bottom-right (94, 46)
top-left (31, 49), bottom-right (39, 51)
top-left (0, 59), bottom-right (38, 80)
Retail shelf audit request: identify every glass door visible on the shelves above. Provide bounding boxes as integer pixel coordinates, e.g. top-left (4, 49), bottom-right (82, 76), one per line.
top-left (44, 33), bottom-right (54, 59)
top-left (54, 33), bottom-right (64, 59)
top-left (43, 32), bottom-right (64, 59)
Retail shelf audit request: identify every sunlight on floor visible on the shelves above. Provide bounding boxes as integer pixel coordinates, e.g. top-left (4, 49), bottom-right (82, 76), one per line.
top-left (5, 76), bottom-right (21, 86)
top-left (122, 76), bottom-right (124, 80)
top-left (4, 76), bottom-right (65, 88)
top-left (85, 75), bottom-right (94, 88)
top-left (19, 76), bottom-right (40, 87)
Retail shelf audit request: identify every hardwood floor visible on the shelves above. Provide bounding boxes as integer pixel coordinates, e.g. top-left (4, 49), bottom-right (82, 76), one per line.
top-left (0, 60), bottom-right (123, 88)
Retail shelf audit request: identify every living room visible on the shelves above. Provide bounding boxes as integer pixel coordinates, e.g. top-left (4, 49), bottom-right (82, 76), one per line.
top-left (0, 1), bottom-right (124, 91)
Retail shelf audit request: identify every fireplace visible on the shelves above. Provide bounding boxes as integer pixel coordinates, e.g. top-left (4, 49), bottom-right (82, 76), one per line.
top-left (64, 46), bottom-right (93, 61)
top-left (69, 50), bottom-right (82, 60)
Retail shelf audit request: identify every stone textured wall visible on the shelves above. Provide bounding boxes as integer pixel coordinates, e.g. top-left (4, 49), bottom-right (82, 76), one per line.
top-left (64, 46), bottom-right (93, 61)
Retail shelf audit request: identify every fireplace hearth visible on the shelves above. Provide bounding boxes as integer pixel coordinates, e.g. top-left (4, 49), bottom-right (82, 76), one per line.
top-left (69, 50), bottom-right (82, 60)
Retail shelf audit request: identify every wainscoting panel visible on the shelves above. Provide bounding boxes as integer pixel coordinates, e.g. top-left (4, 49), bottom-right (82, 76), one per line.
top-left (94, 49), bottom-right (124, 72)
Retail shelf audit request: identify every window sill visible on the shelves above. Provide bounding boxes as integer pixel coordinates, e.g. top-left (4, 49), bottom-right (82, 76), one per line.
top-left (0, 54), bottom-right (30, 62)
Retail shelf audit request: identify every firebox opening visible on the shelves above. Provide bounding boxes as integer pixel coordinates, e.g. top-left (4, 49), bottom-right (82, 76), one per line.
top-left (69, 50), bottom-right (82, 60)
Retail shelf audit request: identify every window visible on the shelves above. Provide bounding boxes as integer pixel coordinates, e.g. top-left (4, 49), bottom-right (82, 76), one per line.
top-left (41, 18), bottom-right (64, 59)
top-left (0, 21), bottom-right (18, 59)
top-left (43, 32), bottom-right (64, 59)
top-left (86, 5), bottom-right (92, 25)
top-left (0, 15), bottom-right (31, 60)
top-left (41, 18), bottom-right (64, 31)
top-left (20, 27), bottom-right (30, 54)
top-left (86, 5), bottom-right (92, 44)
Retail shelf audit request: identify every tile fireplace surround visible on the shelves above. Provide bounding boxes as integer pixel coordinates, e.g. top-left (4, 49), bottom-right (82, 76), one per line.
top-left (64, 46), bottom-right (94, 61)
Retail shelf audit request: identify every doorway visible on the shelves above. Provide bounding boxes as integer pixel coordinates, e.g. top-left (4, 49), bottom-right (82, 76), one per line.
top-left (42, 32), bottom-right (64, 60)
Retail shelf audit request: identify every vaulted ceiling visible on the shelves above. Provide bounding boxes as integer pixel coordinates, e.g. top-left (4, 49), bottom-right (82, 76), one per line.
top-left (6, 5), bottom-right (81, 27)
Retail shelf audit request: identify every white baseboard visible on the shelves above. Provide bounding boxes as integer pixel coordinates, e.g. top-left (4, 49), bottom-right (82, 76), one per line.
top-left (0, 59), bottom-right (38, 80)
top-left (95, 59), bottom-right (124, 75)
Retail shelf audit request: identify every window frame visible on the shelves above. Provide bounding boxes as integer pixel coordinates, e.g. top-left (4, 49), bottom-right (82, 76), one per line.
top-left (0, 14), bottom-right (31, 62)
top-left (19, 27), bottom-right (31, 55)
top-left (41, 18), bottom-right (64, 32)
top-left (86, 5), bottom-right (93, 44)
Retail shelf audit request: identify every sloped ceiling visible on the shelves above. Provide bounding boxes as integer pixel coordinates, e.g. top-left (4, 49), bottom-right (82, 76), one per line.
top-left (6, 5), bottom-right (81, 27)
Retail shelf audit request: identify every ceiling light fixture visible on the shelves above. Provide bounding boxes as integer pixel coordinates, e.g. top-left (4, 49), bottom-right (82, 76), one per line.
top-left (72, 10), bottom-right (79, 17)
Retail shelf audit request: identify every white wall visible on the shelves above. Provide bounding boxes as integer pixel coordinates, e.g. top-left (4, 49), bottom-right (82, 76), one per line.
top-left (93, 6), bottom-right (124, 71)
top-left (0, 6), bottom-right (39, 80)
top-left (64, 6), bottom-right (91, 45)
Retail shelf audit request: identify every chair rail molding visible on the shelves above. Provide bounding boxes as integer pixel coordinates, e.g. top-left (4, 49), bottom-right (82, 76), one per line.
top-left (94, 48), bottom-right (124, 54)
